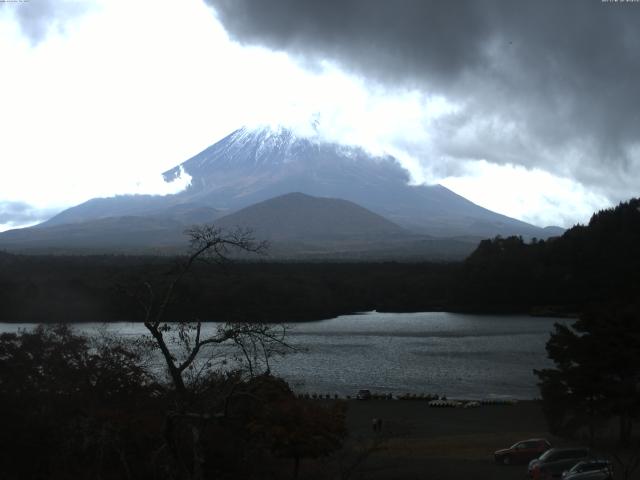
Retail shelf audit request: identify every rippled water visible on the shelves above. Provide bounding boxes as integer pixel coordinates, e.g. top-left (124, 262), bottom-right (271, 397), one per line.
top-left (0, 311), bottom-right (570, 399)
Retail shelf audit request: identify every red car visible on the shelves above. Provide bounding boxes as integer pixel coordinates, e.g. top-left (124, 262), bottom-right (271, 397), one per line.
top-left (494, 438), bottom-right (552, 465)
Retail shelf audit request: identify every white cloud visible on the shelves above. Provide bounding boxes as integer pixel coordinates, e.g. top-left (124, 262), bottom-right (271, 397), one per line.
top-left (0, 1), bottom-right (453, 206)
top-left (0, 0), bottom-right (615, 230)
top-left (0, 220), bottom-right (39, 234)
top-left (126, 166), bottom-right (192, 197)
top-left (440, 161), bottom-right (611, 228)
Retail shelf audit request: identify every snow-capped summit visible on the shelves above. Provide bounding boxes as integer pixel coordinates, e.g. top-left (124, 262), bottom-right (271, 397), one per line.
top-left (161, 125), bottom-right (411, 210)
top-left (165, 125), bottom-right (315, 173)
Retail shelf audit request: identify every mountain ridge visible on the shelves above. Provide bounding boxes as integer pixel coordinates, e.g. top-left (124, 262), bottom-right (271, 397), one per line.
top-left (0, 192), bottom-right (477, 259)
top-left (0, 125), bottom-right (564, 257)
top-left (160, 126), bottom-right (557, 238)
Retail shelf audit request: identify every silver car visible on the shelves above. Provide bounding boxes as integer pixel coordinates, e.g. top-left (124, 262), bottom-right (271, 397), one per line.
top-left (561, 460), bottom-right (613, 480)
top-left (528, 447), bottom-right (591, 479)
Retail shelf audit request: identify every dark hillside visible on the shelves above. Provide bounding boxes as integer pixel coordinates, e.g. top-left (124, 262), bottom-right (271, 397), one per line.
top-left (452, 198), bottom-right (640, 313)
top-left (214, 192), bottom-right (405, 240)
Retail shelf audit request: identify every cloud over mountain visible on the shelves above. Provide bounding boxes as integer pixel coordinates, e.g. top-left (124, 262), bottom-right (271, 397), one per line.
top-left (206, 0), bottom-right (640, 203)
top-left (0, 0), bottom-right (91, 44)
top-left (0, 201), bottom-right (57, 231)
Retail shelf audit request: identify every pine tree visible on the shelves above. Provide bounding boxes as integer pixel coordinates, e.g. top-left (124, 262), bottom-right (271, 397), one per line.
top-left (535, 303), bottom-right (640, 444)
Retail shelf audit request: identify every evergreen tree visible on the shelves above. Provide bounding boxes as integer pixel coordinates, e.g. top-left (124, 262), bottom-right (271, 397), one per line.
top-left (535, 303), bottom-right (640, 444)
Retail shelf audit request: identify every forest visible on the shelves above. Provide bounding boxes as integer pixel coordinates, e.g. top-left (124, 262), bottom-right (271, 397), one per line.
top-left (1, 198), bottom-right (639, 323)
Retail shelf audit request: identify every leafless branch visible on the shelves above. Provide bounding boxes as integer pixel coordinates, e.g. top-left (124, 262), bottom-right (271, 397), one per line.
top-left (134, 224), bottom-right (286, 397)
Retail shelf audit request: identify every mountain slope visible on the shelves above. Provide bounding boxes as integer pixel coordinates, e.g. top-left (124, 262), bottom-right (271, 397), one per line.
top-left (41, 126), bottom-right (560, 239)
top-left (0, 216), bottom-right (188, 252)
top-left (0, 202), bottom-right (223, 253)
top-left (0, 193), bottom-right (477, 259)
top-left (214, 192), bottom-right (405, 241)
top-left (161, 126), bottom-right (555, 238)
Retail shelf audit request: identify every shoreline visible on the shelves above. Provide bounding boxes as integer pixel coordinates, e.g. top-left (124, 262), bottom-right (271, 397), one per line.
top-left (0, 306), bottom-right (577, 324)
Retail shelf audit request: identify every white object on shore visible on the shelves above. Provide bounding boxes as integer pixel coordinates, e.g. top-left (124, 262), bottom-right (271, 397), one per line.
top-left (428, 400), bottom-right (462, 408)
top-left (481, 398), bottom-right (518, 405)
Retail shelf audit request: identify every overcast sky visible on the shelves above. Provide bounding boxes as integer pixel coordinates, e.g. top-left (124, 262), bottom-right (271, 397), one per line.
top-left (1, 0), bottom-right (638, 232)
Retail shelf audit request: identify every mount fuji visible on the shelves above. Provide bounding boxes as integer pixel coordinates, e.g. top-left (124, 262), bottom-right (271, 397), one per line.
top-left (0, 126), bottom-right (562, 257)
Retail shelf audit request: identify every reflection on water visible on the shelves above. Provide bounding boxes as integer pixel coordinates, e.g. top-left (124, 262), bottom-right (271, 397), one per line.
top-left (0, 311), bottom-right (569, 399)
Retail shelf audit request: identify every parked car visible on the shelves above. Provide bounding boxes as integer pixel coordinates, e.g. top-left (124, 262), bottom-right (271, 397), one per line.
top-left (561, 460), bottom-right (613, 480)
top-left (528, 447), bottom-right (592, 479)
top-left (494, 438), bottom-right (552, 465)
top-left (356, 389), bottom-right (371, 400)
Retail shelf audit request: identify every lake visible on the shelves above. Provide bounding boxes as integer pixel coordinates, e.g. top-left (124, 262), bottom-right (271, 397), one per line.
top-left (0, 311), bottom-right (570, 400)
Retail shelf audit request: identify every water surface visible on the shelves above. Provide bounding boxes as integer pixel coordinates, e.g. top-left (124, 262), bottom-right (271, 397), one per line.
top-left (0, 311), bottom-right (569, 399)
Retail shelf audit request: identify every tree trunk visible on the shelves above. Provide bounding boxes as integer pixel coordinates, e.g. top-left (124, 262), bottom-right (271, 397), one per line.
top-left (293, 455), bottom-right (300, 480)
top-left (619, 413), bottom-right (632, 446)
top-left (192, 424), bottom-right (204, 480)
top-left (146, 325), bottom-right (187, 395)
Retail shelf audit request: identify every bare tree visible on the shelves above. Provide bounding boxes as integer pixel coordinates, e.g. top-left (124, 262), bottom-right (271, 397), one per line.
top-left (134, 225), bottom-right (292, 480)
top-left (137, 225), bottom-right (289, 393)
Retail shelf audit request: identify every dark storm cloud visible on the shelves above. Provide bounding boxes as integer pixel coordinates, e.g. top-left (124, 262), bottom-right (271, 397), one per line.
top-left (208, 0), bottom-right (492, 86)
top-left (1, 0), bottom-right (90, 44)
top-left (0, 201), bottom-right (55, 227)
top-left (206, 0), bottom-right (640, 199)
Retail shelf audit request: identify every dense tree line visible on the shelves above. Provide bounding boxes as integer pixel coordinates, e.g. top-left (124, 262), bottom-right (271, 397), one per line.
top-left (0, 254), bottom-right (457, 323)
top-left (0, 198), bottom-right (638, 323)
top-left (452, 198), bottom-right (640, 313)
top-left (524, 200), bottom-right (640, 466)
